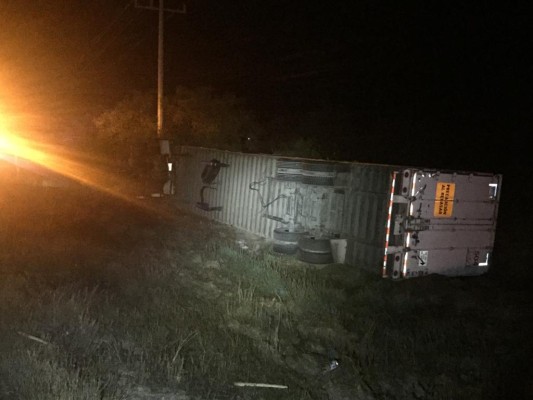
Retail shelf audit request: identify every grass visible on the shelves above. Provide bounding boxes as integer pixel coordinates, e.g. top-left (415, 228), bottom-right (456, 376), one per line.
top-left (0, 183), bottom-right (531, 399)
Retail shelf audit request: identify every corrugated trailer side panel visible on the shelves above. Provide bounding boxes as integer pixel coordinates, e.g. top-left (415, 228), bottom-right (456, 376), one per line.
top-left (343, 164), bottom-right (396, 272)
top-left (176, 146), bottom-right (281, 239)
top-left (175, 147), bottom-right (398, 269)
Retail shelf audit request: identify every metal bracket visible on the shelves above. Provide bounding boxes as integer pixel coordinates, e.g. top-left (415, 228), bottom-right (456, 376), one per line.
top-left (196, 186), bottom-right (223, 212)
top-left (393, 195), bottom-right (409, 204)
top-left (404, 216), bottom-right (430, 232)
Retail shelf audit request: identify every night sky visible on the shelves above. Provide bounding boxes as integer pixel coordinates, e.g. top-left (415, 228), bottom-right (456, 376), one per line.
top-left (1, 0), bottom-right (528, 173)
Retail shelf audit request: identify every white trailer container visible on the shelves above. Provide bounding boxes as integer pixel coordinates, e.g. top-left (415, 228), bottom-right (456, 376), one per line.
top-left (380, 169), bottom-right (502, 279)
top-left (174, 146), bottom-right (502, 279)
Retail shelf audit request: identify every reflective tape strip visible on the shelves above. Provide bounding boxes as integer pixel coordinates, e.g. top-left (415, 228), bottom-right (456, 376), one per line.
top-left (383, 171), bottom-right (397, 278)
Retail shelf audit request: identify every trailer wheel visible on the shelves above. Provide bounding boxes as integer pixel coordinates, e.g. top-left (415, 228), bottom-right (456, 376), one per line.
top-left (273, 228), bottom-right (308, 242)
top-left (272, 241), bottom-right (298, 255)
top-left (272, 228), bottom-right (308, 255)
top-left (297, 249), bottom-right (334, 264)
top-left (298, 236), bottom-right (332, 253)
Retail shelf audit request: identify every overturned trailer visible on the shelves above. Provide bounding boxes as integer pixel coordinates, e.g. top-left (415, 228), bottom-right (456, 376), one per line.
top-left (174, 146), bottom-right (502, 279)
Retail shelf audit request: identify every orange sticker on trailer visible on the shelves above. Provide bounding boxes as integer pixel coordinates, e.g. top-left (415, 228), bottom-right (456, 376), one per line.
top-left (434, 182), bottom-right (455, 217)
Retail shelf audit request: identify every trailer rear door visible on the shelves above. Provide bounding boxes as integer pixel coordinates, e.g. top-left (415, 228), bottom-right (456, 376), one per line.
top-left (384, 170), bottom-right (502, 279)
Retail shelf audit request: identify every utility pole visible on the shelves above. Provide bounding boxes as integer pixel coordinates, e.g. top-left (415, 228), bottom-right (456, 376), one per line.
top-left (135, 0), bottom-right (186, 195)
top-left (134, 0), bottom-right (186, 139)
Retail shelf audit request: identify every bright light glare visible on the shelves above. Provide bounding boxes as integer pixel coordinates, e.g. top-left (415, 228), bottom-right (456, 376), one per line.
top-left (1, 78), bottom-right (174, 219)
top-left (0, 131), bottom-right (51, 166)
top-left (1, 103), bottom-right (165, 213)
top-left (1, 105), bottom-right (52, 165)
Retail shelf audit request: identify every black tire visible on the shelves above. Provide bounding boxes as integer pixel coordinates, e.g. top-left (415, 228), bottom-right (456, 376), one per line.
top-left (272, 241), bottom-right (298, 255)
top-left (298, 236), bottom-right (332, 253)
top-left (273, 228), bottom-right (308, 242)
top-left (297, 249), bottom-right (334, 264)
